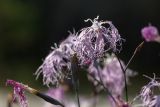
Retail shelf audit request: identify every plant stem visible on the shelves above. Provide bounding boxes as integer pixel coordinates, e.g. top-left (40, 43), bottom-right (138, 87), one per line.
top-left (116, 56), bottom-right (128, 102)
top-left (115, 41), bottom-right (144, 102)
top-left (7, 93), bottom-right (13, 107)
top-left (124, 41), bottom-right (144, 72)
top-left (71, 73), bottom-right (80, 107)
top-left (71, 54), bottom-right (81, 107)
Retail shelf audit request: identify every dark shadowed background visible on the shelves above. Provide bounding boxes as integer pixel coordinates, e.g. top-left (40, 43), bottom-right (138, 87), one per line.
top-left (0, 0), bottom-right (160, 92)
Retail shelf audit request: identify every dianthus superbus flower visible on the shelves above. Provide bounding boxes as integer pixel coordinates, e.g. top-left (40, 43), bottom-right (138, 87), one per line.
top-left (35, 32), bottom-right (78, 87)
top-left (6, 80), bottom-right (28, 107)
top-left (36, 17), bottom-right (124, 86)
top-left (141, 24), bottom-right (160, 42)
top-left (133, 74), bottom-right (160, 107)
top-left (35, 48), bottom-right (71, 87)
top-left (76, 16), bottom-right (123, 65)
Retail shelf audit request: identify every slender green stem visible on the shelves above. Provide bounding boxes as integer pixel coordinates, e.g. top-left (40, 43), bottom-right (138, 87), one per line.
top-left (116, 56), bottom-right (128, 102)
top-left (71, 54), bottom-right (80, 107)
top-left (7, 93), bottom-right (13, 107)
top-left (115, 41), bottom-right (144, 102)
top-left (124, 41), bottom-right (144, 72)
top-left (71, 71), bottom-right (80, 107)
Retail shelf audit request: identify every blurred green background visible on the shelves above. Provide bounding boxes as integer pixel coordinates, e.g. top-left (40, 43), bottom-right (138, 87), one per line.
top-left (0, 0), bottom-right (160, 91)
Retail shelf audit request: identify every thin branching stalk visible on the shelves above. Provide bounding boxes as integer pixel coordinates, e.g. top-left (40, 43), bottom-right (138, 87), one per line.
top-left (7, 93), bottom-right (13, 107)
top-left (116, 56), bottom-right (128, 102)
top-left (124, 41), bottom-right (144, 72)
top-left (71, 54), bottom-right (81, 107)
top-left (92, 93), bottom-right (98, 107)
top-left (115, 41), bottom-right (144, 102)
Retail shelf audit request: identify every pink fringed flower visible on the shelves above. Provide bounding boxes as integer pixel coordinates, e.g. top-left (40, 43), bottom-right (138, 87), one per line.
top-left (76, 16), bottom-right (123, 65)
top-left (141, 24), bottom-right (160, 42)
top-left (133, 74), bottom-right (160, 107)
top-left (36, 17), bottom-right (124, 86)
top-left (6, 80), bottom-right (28, 107)
top-left (35, 48), bottom-right (71, 87)
top-left (35, 32), bottom-right (77, 87)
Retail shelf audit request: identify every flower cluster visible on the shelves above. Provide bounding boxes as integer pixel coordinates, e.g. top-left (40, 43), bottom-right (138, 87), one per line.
top-left (35, 16), bottom-right (123, 87)
top-left (6, 16), bottom-right (160, 107)
top-left (6, 80), bottom-right (28, 107)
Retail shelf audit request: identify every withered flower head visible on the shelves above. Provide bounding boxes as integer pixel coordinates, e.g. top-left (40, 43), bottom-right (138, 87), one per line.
top-left (6, 80), bottom-right (28, 107)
